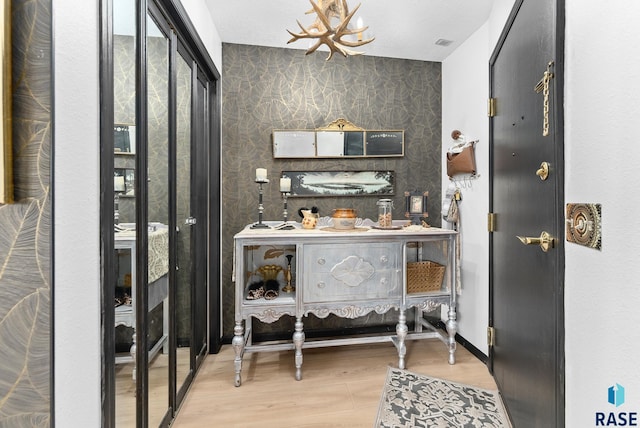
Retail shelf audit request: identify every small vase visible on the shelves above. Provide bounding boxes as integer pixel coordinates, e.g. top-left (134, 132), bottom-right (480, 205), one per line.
top-left (257, 264), bottom-right (282, 280)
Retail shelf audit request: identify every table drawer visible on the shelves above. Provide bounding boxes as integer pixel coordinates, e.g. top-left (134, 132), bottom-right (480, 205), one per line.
top-left (304, 270), bottom-right (400, 302)
top-left (303, 242), bottom-right (401, 303)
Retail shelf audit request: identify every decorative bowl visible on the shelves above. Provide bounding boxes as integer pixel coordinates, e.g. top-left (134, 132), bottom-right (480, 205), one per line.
top-left (332, 208), bottom-right (357, 230)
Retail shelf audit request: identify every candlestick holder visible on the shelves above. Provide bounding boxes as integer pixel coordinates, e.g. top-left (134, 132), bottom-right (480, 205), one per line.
top-left (251, 179), bottom-right (270, 229)
top-left (277, 191), bottom-right (295, 230)
top-left (283, 254), bottom-right (295, 293)
top-left (114, 192), bottom-right (121, 225)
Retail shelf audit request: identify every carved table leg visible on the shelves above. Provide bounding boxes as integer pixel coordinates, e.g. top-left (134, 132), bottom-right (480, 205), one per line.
top-left (293, 318), bottom-right (305, 381)
top-left (446, 306), bottom-right (458, 365)
top-left (396, 309), bottom-right (408, 370)
top-left (232, 321), bottom-right (245, 387)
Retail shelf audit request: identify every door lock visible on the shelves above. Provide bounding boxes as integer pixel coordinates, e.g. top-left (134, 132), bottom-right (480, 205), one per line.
top-left (516, 231), bottom-right (556, 252)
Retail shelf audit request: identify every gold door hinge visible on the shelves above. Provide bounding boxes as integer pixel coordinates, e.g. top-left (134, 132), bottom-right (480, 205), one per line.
top-left (487, 326), bottom-right (495, 347)
top-left (487, 213), bottom-right (497, 232)
top-left (488, 98), bottom-right (497, 117)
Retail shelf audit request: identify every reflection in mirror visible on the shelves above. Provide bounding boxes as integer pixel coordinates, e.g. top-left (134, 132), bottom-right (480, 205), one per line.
top-left (114, 168), bottom-right (135, 197)
top-left (365, 130), bottom-right (404, 156)
top-left (146, 12), bottom-right (170, 427)
top-left (113, 0), bottom-right (136, 425)
top-left (108, 0), bottom-right (216, 424)
top-left (314, 130), bottom-right (367, 157)
top-left (316, 131), bottom-right (345, 156)
top-left (272, 130), bottom-right (315, 158)
top-left (194, 78), bottom-right (208, 369)
top-left (345, 131), bottom-right (365, 155)
top-left (114, 124), bottom-right (136, 154)
top-left (175, 51), bottom-right (193, 396)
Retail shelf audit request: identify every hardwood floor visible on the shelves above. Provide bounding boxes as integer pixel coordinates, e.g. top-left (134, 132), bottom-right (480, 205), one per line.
top-left (115, 347), bottom-right (191, 427)
top-left (172, 338), bottom-right (497, 427)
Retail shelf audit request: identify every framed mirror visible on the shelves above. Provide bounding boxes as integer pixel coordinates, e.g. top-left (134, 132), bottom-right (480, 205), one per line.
top-left (273, 130), bottom-right (315, 158)
top-left (114, 124), bottom-right (136, 154)
top-left (273, 118), bottom-right (404, 159)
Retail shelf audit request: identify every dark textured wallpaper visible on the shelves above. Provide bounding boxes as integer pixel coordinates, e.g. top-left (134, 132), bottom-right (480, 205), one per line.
top-left (0, 0), bottom-right (51, 426)
top-left (113, 34), bottom-right (193, 343)
top-left (221, 43), bottom-right (442, 337)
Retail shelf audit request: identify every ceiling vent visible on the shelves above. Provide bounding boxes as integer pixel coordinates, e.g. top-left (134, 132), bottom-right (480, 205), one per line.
top-left (435, 38), bottom-right (454, 47)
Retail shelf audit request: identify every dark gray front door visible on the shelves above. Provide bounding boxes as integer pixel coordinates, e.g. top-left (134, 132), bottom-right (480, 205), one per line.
top-left (489, 1), bottom-right (564, 426)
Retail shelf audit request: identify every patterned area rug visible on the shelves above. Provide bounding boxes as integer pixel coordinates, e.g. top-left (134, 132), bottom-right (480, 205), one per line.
top-left (375, 367), bottom-right (511, 427)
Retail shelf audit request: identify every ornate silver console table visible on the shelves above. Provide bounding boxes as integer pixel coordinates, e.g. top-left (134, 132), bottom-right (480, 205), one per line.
top-left (115, 223), bottom-right (169, 380)
top-left (232, 219), bottom-right (458, 387)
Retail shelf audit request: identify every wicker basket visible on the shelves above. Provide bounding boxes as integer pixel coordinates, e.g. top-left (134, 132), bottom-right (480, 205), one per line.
top-left (406, 261), bottom-right (445, 294)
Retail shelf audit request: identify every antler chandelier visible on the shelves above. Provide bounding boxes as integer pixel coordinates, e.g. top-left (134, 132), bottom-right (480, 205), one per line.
top-left (287, 0), bottom-right (374, 61)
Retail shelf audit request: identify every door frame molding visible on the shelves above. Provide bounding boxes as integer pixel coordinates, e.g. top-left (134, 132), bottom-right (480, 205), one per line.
top-left (488, 0), bottom-right (565, 425)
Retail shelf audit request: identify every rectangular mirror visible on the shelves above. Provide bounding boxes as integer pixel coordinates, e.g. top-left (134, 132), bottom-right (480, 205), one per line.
top-left (114, 124), bottom-right (136, 154)
top-left (316, 131), bottom-right (346, 156)
top-left (273, 119), bottom-right (403, 159)
top-left (273, 130), bottom-right (315, 158)
top-left (365, 130), bottom-right (404, 156)
top-left (345, 131), bottom-right (365, 156)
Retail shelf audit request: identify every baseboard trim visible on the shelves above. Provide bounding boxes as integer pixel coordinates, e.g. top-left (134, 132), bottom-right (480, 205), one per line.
top-left (427, 319), bottom-right (488, 364)
top-left (455, 333), bottom-right (488, 364)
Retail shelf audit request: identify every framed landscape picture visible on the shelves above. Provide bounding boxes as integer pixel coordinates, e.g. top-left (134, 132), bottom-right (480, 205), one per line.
top-left (281, 170), bottom-right (394, 197)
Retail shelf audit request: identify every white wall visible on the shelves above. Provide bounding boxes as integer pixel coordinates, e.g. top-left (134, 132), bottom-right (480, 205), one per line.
top-left (53, 1), bottom-right (222, 424)
top-left (183, 0), bottom-right (222, 70)
top-left (564, 1), bottom-right (640, 425)
top-left (53, 1), bottom-right (101, 425)
top-left (441, 24), bottom-right (490, 355)
top-left (441, 0), bottom-right (516, 356)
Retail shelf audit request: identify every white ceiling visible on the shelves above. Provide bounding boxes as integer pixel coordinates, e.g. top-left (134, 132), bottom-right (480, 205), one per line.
top-left (205, 0), bottom-right (495, 62)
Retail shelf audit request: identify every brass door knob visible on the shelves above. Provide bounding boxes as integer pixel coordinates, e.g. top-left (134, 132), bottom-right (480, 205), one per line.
top-left (517, 231), bottom-right (555, 252)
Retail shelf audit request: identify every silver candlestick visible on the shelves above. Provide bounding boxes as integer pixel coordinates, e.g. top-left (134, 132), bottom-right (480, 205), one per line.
top-left (114, 192), bottom-right (120, 225)
top-left (251, 179), bottom-right (270, 229)
top-left (278, 191), bottom-right (295, 230)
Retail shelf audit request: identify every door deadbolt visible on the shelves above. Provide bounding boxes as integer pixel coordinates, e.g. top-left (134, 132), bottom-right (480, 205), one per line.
top-left (536, 162), bottom-right (550, 180)
top-left (516, 231), bottom-right (556, 252)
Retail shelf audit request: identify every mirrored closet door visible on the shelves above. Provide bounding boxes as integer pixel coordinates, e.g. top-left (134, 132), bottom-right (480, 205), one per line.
top-left (174, 45), bottom-right (193, 403)
top-left (145, 11), bottom-right (171, 427)
top-left (112, 0), bottom-right (139, 425)
top-left (103, 0), bottom-right (219, 426)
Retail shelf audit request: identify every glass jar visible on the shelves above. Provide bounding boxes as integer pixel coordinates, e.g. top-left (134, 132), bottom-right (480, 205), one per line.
top-left (377, 199), bottom-right (393, 228)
